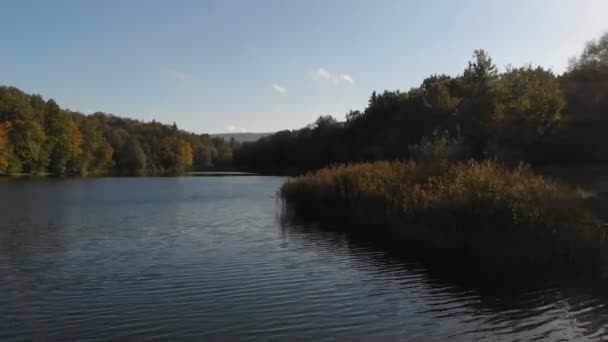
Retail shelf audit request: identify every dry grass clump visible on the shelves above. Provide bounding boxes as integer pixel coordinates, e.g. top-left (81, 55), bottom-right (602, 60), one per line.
top-left (281, 161), bottom-right (604, 263)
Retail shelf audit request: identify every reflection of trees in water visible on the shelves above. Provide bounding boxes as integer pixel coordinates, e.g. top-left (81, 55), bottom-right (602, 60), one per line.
top-left (0, 180), bottom-right (74, 339)
top-left (0, 179), bottom-right (191, 340)
top-left (278, 204), bottom-right (608, 339)
top-left (0, 181), bottom-right (68, 262)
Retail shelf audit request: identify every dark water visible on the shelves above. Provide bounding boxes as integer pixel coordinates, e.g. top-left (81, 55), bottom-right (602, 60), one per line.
top-left (1, 177), bottom-right (608, 341)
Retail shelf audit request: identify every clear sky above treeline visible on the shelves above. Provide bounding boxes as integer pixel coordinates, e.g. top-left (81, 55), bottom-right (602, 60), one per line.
top-left (1, 0), bottom-right (607, 134)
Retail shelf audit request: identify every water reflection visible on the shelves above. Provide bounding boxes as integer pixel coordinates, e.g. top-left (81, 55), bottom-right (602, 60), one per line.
top-left (280, 214), bottom-right (608, 340)
top-left (0, 177), bottom-right (607, 341)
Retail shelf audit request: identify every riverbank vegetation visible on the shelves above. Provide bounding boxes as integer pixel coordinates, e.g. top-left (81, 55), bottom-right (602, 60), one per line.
top-left (257, 32), bottom-right (608, 265)
top-left (281, 161), bottom-right (604, 264)
top-left (0, 88), bottom-right (238, 176)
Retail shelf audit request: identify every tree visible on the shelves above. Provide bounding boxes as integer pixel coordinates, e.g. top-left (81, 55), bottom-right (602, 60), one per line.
top-left (45, 100), bottom-right (83, 175)
top-left (78, 119), bottom-right (114, 175)
top-left (313, 115), bottom-right (338, 129)
top-left (551, 32), bottom-right (608, 163)
top-left (563, 32), bottom-right (608, 115)
top-left (215, 141), bottom-right (233, 168)
top-left (193, 144), bottom-right (214, 170)
top-left (176, 140), bottom-right (193, 172)
top-left (421, 75), bottom-right (460, 115)
top-left (463, 49), bottom-right (497, 82)
top-left (158, 137), bottom-right (193, 174)
top-left (117, 137), bottom-right (147, 176)
top-left (0, 121), bottom-right (13, 173)
top-left (569, 32), bottom-right (608, 70)
top-left (0, 87), bottom-right (48, 173)
top-left (488, 66), bottom-right (565, 162)
top-left (457, 49), bottom-right (500, 157)
top-left (0, 86), bottom-right (239, 176)
top-left (92, 142), bottom-right (115, 174)
top-left (409, 129), bottom-right (468, 163)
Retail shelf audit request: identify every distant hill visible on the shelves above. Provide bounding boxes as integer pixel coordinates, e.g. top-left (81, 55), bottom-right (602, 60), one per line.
top-left (211, 132), bottom-right (271, 143)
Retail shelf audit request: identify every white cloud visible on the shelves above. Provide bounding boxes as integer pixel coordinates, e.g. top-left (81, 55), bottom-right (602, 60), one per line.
top-left (314, 67), bottom-right (332, 81)
top-left (312, 67), bottom-right (354, 86)
top-left (159, 67), bottom-right (194, 82)
top-left (226, 124), bottom-right (248, 133)
top-left (340, 74), bottom-right (354, 84)
top-left (272, 83), bottom-right (287, 94)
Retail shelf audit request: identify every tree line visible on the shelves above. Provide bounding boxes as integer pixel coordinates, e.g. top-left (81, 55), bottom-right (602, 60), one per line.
top-left (0, 89), bottom-right (238, 176)
top-left (235, 33), bottom-right (608, 172)
top-left (2, 33), bottom-right (606, 177)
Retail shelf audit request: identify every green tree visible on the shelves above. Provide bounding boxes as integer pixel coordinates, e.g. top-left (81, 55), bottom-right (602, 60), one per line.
top-left (193, 145), bottom-right (214, 170)
top-left (117, 137), bottom-right (147, 176)
top-left (421, 75), bottom-right (460, 115)
top-left (457, 49), bottom-right (500, 157)
top-left (489, 66), bottom-right (565, 162)
top-left (0, 87), bottom-right (48, 173)
top-left (569, 32), bottom-right (608, 69)
top-left (45, 100), bottom-right (83, 175)
top-left (78, 119), bottom-right (114, 175)
top-left (0, 121), bottom-right (13, 173)
top-left (563, 32), bottom-right (608, 115)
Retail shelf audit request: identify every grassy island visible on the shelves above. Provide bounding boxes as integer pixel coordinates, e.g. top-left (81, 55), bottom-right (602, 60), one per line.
top-left (281, 161), bottom-right (605, 265)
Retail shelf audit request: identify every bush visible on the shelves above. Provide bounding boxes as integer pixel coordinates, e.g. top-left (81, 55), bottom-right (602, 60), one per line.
top-left (409, 129), bottom-right (469, 163)
top-left (281, 161), bottom-right (604, 264)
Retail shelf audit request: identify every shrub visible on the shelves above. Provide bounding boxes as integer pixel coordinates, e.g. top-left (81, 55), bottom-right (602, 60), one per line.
top-left (281, 161), bottom-right (604, 264)
top-left (409, 129), bottom-right (469, 163)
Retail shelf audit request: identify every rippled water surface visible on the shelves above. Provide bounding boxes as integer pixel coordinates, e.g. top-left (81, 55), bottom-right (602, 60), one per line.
top-left (1, 176), bottom-right (608, 341)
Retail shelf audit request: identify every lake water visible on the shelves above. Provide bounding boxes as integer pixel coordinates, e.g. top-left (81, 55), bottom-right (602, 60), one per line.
top-left (1, 176), bottom-right (608, 341)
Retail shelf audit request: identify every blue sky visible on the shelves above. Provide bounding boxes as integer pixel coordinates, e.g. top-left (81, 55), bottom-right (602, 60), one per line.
top-left (1, 0), bottom-right (607, 133)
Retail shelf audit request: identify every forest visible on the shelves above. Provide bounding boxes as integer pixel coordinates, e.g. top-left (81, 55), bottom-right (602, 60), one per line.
top-left (1, 33), bottom-right (606, 177)
top-left (235, 33), bottom-right (608, 173)
top-left (0, 89), bottom-right (238, 176)
top-left (276, 33), bottom-right (608, 265)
